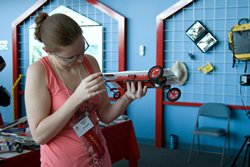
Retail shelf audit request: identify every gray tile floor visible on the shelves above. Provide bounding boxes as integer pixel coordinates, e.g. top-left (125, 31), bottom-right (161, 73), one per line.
top-left (113, 144), bottom-right (246, 167)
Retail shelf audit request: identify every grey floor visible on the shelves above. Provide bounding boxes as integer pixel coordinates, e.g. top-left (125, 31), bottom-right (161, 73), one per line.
top-left (113, 144), bottom-right (246, 167)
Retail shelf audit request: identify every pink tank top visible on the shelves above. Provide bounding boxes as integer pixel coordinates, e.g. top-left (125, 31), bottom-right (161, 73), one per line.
top-left (39, 56), bottom-right (111, 167)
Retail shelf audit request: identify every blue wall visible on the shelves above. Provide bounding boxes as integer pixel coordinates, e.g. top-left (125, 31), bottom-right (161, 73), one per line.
top-left (1, 0), bottom-right (250, 155)
top-left (0, 0), bottom-right (38, 123)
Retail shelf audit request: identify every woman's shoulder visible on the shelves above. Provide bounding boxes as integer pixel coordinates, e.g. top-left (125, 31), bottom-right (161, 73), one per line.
top-left (84, 54), bottom-right (96, 62)
top-left (84, 54), bottom-right (101, 73)
top-left (27, 57), bottom-right (47, 78)
top-left (28, 58), bottom-right (44, 71)
top-left (25, 57), bottom-right (48, 93)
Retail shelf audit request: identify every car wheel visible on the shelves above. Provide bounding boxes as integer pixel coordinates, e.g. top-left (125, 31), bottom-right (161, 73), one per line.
top-left (16, 146), bottom-right (23, 153)
top-left (113, 91), bottom-right (121, 99)
top-left (148, 66), bottom-right (163, 82)
top-left (167, 88), bottom-right (181, 102)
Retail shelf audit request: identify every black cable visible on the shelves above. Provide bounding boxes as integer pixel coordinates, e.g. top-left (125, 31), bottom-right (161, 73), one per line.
top-left (238, 83), bottom-right (250, 119)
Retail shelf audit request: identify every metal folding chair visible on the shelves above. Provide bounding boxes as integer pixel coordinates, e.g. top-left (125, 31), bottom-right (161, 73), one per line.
top-left (188, 103), bottom-right (231, 167)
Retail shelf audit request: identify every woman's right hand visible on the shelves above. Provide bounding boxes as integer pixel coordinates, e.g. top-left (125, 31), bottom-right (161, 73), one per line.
top-left (74, 72), bottom-right (106, 103)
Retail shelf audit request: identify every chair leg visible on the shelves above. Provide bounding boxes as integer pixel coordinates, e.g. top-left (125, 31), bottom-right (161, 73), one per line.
top-left (228, 132), bottom-right (230, 158)
top-left (220, 135), bottom-right (227, 167)
top-left (198, 135), bottom-right (200, 154)
top-left (188, 134), bottom-right (195, 163)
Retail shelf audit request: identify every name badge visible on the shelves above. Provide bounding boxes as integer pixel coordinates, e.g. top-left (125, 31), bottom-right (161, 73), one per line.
top-left (73, 116), bottom-right (94, 137)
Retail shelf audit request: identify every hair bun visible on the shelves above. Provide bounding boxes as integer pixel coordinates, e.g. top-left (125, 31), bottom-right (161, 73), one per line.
top-left (34, 12), bottom-right (49, 42)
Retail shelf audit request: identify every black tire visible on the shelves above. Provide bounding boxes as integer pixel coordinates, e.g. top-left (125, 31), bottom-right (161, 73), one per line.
top-left (159, 77), bottom-right (167, 85)
top-left (16, 146), bottom-right (23, 153)
top-left (148, 66), bottom-right (163, 81)
top-left (167, 88), bottom-right (181, 102)
top-left (113, 91), bottom-right (121, 99)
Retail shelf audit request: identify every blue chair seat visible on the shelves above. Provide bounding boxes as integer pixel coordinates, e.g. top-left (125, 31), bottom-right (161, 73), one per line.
top-left (193, 127), bottom-right (226, 137)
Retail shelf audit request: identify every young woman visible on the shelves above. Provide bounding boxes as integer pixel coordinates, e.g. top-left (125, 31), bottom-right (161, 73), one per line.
top-left (25, 12), bottom-right (147, 167)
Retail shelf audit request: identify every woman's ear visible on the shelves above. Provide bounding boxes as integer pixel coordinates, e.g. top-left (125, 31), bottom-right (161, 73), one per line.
top-left (42, 47), bottom-right (50, 54)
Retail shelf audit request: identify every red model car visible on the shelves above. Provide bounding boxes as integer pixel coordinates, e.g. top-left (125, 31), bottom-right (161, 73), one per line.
top-left (102, 66), bottom-right (181, 102)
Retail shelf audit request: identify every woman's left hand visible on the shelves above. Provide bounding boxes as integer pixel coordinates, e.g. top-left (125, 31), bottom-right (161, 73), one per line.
top-left (125, 81), bottom-right (147, 100)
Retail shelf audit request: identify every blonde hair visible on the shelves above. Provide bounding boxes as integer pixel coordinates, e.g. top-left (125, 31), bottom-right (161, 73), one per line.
top-left (34, 12), bottom-right (82, 52)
